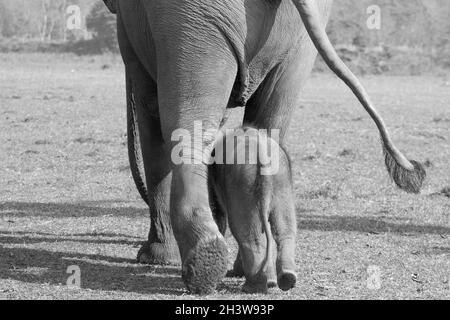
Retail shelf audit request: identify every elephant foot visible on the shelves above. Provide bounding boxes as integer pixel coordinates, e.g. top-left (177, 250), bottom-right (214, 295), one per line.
top-left (182, 236), bottom-right (228, 295)
top-left (137, 242), bottom-right (179, 265)
top-left (277, 270), bottom-right (297, 291)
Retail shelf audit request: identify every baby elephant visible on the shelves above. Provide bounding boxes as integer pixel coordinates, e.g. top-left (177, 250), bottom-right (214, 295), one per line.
top-left (209, 126), bottom-right (297, 293)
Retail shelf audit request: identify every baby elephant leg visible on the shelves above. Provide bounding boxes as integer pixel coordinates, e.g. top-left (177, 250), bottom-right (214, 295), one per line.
top-left (232, 182), bottom-right (296, 293)
top-left (228, 202), bottom-right (273, 294)
top-left (270, 190), bottom-right (297, 291)
top-left (210, 127), bottom-right (287, 293)
top-left (228, 246), bottom-right (276, 287)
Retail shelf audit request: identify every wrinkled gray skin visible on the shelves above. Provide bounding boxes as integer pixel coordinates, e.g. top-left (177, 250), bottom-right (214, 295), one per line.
top-left (209, 127), bottom-right (296, 293)
top-left (103, 0), bottom-right (425, 294)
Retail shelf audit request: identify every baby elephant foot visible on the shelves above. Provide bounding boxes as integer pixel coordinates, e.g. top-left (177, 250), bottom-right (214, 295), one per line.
top-left (277, 270), bottom-right (297, 291)
top-left (182, 236), bottom-right (228, 295)
top-left (267, 278), bottom-right (278, 289)
top-left (241, 276), bottom-right (276, 293)
top-left (242, 273), bottom-right (269, 294)
top-left (137, 242), bottom-right (179, 265)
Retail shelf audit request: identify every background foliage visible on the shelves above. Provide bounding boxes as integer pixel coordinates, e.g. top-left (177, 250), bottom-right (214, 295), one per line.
top-left (0, 0), bottom-right (449, 73)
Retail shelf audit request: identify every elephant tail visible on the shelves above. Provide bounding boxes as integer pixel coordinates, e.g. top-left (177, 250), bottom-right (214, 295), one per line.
top-left (127, 75), bottom-right (149, 205)
top-left (292, 0), bottom-right (426, 193)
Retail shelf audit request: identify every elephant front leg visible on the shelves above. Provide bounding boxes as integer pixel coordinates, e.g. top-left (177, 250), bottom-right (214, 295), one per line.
top-left (136, 171), bottom-right (179, 265)
top-left (227, 251), bottom-right (245, 277)
top-left (126, 66), bottom-right (179, 265)
top-left (136, 111), bottom-right (179, 265)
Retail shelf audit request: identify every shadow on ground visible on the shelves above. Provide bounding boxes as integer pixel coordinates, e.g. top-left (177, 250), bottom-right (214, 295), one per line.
top-left (0, 201), bottom-right (148, 218)
top-left (1, 201), bottom-right (448, 295)
top-left (0, 230), bottom-right (142, 246)
top-left (298, 214), bottom-right (450, 236)
top-left (0, 201), bottom-right (191, 295)
top-left (0, 245), bottom-right (186, 295)
top-left (2, 201), bottom-right (449, 236)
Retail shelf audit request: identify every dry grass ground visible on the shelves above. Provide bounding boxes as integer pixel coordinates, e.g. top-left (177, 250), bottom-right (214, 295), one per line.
top-left (0, 53), bottom-right (449, 300)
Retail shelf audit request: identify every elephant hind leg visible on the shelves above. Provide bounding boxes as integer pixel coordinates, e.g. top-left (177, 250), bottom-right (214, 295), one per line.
top-left (155, 43), bottom-right (239, 295)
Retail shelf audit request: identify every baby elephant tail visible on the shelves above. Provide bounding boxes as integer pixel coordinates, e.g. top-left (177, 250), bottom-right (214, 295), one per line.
top-left (256, 131), bottom-right (275, 279)
top-left (258, 175), bottom-right (273, 279)
top-left (255, 129), bottom-right (297, 291)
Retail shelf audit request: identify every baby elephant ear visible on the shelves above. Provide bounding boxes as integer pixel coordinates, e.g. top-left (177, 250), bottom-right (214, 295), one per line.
top-left (103, 0), bottom-right (117, 14)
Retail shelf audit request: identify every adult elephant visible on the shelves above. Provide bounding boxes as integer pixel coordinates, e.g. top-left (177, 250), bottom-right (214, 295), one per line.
top-left (103, 0), bottom-right (425, 294)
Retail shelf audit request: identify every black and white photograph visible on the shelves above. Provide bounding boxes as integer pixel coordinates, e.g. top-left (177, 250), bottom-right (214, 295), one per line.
top-left (0, 0), bottom-right (448, 305)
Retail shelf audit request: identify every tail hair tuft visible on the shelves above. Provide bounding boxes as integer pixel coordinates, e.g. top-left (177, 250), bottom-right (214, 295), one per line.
top-left (383, 147), bottom-right (426, 194)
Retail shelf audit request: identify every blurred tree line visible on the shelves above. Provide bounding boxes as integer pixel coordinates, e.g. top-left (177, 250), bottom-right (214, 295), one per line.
top-left (0, 0), bottom-right (117, 53)
top-left (0, 0), bottom-right (89, 40)
top-left (325, 0), bottom-right (450, 73)
top-left (1, 0), bottom-right (449, 47)
top-left (328, 0), bottom-right (450, 48)
top-left (0, 0), bottom-right (448, 72)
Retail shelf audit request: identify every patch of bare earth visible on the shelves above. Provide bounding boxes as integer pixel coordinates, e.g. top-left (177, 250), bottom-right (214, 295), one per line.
top-left (0, 53), bottom-right (449, 299)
